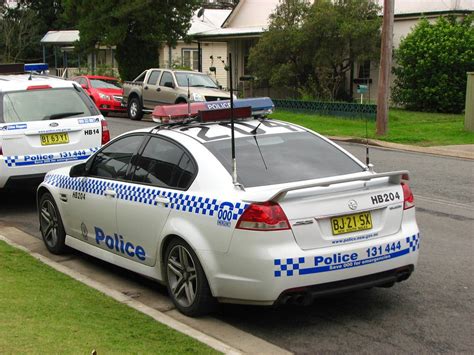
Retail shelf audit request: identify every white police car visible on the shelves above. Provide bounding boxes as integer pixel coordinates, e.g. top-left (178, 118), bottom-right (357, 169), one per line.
top-left (0, 64), bottom-right (109, 189)
top-left (37, 98), bottom-right (420, 316)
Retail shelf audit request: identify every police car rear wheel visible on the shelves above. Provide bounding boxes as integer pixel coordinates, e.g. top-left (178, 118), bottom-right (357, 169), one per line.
top-left (165, 239), bottom-right (216, 316)
top-left (39, 193), bottom-right (67, 254)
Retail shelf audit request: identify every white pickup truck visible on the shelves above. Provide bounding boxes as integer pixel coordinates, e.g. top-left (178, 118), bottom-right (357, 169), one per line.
top-left (122, 69), bottom-right (232, 120)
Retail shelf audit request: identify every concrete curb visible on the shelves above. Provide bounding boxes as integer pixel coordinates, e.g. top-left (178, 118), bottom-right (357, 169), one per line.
top-left (0, 234), bottom-right (242, 355)
top-left (329, 136), bottom-right (474, 160)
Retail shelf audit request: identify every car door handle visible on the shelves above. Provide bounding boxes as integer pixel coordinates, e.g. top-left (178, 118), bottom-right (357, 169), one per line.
top-left (144, 86), bottom-right (148, 90)
top-left (104, 189), bottom-right (116, 198)
top-left (154, 196), bottom-right (170, 204)
top-left (156, 87), bottom-right (161, 92)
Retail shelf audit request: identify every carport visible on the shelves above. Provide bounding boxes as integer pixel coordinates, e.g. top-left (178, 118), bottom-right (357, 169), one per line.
top-left (40, 30), bottom-right (81, 76)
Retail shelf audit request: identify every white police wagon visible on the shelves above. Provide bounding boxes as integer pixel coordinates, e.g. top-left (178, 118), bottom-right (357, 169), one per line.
top-left (0, 63), bottom-right (110, 189)
top-left (37, 98), bottom-right (420, 316)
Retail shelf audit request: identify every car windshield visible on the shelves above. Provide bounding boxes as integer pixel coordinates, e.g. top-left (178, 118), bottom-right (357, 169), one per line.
top-left (90, 79), bottom-right (122, 89)
top-left (205, 132), bottom-right (364, 187)
top-left (175, 72), bottom-right (218, 88)
top-left (2, 88), bottom-right (96, 122)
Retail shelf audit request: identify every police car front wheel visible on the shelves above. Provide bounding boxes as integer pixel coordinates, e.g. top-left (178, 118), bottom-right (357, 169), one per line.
top-left (39, 193), bottom-right (67, 255)
top-left (165, 239), bottom-right (216, 317)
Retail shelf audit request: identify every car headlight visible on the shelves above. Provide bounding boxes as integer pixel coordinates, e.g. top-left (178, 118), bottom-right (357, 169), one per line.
top-left (98, 92), bottom-right (110, 100)
top-left (192, 93), bottom-right (205, 102)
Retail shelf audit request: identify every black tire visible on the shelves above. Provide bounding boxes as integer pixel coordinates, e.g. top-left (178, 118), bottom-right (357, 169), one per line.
top-left (128, 97), bottom-right (143, 121)
top-left (38, 192), bottom-right (67, 255)
top-left (164, 238), bottom-right (216, 317)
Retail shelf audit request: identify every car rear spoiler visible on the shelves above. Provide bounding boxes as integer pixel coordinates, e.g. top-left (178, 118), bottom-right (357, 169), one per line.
top-left (264, 170), bottom-right (410, 202)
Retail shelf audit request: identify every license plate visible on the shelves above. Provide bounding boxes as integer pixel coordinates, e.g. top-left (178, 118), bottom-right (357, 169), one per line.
top-left (331, 212), bottom-right (372, 235)
top-left (40, 132), bottom-right (69, 146)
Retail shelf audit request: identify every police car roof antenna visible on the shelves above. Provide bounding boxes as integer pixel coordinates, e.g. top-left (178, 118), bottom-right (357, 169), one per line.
top-left (228, 53), bottom-right (243, 190)
top-left (187, 78), bottom-right (191, 120)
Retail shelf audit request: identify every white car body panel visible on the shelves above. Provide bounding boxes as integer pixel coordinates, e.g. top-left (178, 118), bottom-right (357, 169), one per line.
top-left (38, 119), bottom-right (420, 305)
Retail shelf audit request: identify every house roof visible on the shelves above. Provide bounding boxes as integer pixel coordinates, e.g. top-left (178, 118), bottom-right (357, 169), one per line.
top-left (389, 0), bottom-right (473, 16)
top-left (194, 0), bottom-right (473, 39)
top-left (188, 8), bottom-right (232, 35)
top-left (40, 30), bottom-right (79, 45)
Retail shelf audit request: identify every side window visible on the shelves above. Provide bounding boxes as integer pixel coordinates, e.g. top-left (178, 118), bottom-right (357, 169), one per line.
top-left (147, 70), bottom-right (161, 85)
top-left (88, 135), bottom-right (144, 179)
top-left (132, 137), bottom-right (196, 189)
top-left (159, 72), bottom-right (174, 87)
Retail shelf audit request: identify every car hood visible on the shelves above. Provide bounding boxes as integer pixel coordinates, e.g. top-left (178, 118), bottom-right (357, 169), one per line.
top-left (188, 87), bottom-right (231, 97)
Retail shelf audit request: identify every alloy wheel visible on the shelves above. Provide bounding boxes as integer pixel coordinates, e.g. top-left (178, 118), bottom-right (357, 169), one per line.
top-left (40, 199), bottom-right (59, 249)
top-left (166, 245), bottom-right (198, 307)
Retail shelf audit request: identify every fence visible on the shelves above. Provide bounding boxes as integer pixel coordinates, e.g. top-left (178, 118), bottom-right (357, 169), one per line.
top-left (272, 99), bottom-right (377, 119)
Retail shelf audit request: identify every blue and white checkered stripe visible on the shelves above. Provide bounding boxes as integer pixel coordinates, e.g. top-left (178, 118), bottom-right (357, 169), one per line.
top-left (274, 257), bottom-right (305, 277)
top-left (44, 174), bottom-right (248, 220)
top-left (406, 233), bottom-right (420, 252)
top-left (3, 148), bottom-right (98, 168)
top-left (5, 156), bottom-right (19, 167)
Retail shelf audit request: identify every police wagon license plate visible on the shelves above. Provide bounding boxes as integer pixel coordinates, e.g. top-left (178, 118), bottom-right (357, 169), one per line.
top-left (40, 133), bottom-right (69, 146)
top-left (331, 212), bottom-right (372, 235)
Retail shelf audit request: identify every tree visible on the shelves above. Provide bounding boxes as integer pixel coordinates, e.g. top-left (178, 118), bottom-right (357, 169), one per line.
top-left (62, 0), bottom-right (201, 80)
top-left (248, 0), bottom-right (381, 101)
top-left (247, 0), bottom-right (312, 97)
top-left (0, 4), bottom-right (41, 63)
top-left (392, 15), bottom-right (474, 113)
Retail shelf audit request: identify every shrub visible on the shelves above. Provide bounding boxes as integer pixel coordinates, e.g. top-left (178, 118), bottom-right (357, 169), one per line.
top-left (392, 15), bottom-right (474, 113)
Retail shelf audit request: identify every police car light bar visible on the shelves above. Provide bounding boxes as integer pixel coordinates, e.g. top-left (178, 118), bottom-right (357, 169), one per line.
top-left (152, 97), bottom-right (274, 124)
top-left (0, 63), bottom-right (25, 74)
top-left (199, 106), bottom-right (252, 123)
top-left (24, 63), bottom-right (49, 72)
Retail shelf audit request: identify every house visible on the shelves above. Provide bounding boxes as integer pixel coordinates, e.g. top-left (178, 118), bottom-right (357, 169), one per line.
top-left (159, 8), bottom-right (231, 88)
top-left (39, 8), bottom-right (231, 85)
top-left (193, 0), bottom-right (474, 100)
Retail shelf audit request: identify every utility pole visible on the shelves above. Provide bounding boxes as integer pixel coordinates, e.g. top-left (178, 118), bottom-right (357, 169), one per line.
top-left (376, 0), bottom-right (394, 136)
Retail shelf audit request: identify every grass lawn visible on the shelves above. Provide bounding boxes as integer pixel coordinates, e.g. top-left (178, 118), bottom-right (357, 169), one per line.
top-left (271, 109), bottom-right (474, 146)
top-left (0, 241), bottom-right (218, 354)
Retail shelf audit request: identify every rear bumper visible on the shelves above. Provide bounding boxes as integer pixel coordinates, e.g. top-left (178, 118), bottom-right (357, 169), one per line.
top-left (1, 173), bottom-right (45, 190)
top-left (201, 225), bottom-right (420, 305)
top-left (275, 265), bottom-right (413, 305)
top-left (0, 148), bottom-right (97, 188)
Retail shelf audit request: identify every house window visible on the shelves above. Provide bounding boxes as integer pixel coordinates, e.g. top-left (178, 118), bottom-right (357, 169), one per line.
top-left (182, 49), bottom-right (199, 70)
top-left (358, 60), bottom-right (371, 79)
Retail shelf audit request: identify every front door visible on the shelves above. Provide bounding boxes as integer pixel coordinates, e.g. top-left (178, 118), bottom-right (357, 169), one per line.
top-left (64, 134), bottom-right (146, 254)
top-left (142, 70), bottom-right (162, 108)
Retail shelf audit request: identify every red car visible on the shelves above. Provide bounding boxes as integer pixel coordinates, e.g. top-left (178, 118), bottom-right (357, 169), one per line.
top-left (72, 75), bottom-right (126, 116)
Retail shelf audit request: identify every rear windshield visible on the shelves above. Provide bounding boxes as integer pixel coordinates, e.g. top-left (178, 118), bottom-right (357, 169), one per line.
top-left (1, 87), bottom-right (97, 123)
top-left (205, 132), bottom-right (364, 187)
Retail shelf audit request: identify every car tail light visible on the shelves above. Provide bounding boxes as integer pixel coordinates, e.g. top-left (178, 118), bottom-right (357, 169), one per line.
top-left (236, 201), bottom-right (290, 231)
top-left (401, 182), bottom-right (414, 210)
top-left (101, 120), bottom-right (110, 145)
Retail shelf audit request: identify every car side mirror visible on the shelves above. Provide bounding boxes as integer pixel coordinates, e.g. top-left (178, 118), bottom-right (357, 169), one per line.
top-left (164, 81), bottom-right (174, 89)
top-left (218, 85), bottom-right (223, 90)
top-left (69, 162), bottom-right (87, 177)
